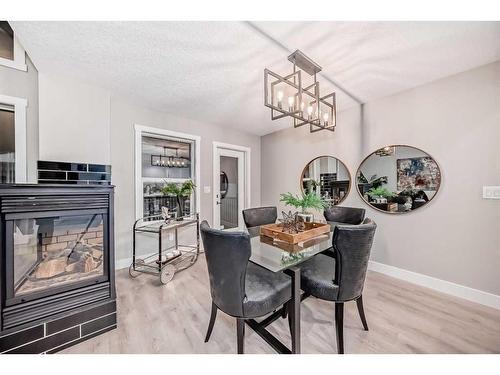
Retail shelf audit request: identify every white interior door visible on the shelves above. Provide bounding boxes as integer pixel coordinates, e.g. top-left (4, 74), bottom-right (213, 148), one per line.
top-left (213, 146), bottom-right (246, 229)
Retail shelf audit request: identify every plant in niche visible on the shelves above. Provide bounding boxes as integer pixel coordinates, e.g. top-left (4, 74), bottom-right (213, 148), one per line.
top-left (162, 180), bottom-right (196, 220)
top-left (306, 179), bottom-right (321, 194)
top-left (366, 186), bottom-right (395, 200)
top-left (279, 192), bottom-right (327, 213)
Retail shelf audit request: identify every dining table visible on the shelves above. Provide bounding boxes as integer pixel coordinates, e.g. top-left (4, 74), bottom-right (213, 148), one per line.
top-left (241, 221), bottom-right (342, 354)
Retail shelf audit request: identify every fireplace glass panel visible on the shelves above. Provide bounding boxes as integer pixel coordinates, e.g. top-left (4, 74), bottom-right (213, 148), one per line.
top-left (13, 214), bottom-right (105, 297)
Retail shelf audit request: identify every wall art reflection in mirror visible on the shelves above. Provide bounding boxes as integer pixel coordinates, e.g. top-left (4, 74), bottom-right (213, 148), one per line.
top-left (357, 145), bottom-right (441, 213)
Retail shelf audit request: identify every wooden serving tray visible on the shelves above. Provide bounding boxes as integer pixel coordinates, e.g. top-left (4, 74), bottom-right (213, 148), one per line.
top-left (260, 222), bottom-right (330, 244)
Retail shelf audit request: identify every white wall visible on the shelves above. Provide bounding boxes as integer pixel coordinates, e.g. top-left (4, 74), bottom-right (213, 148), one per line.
top-left (38, 73), bottom-right (111, 164)
top-left (261, 106), bottom-right (363, 217)
top-left (34, 73), bottom-right (262, 265)
top-left (110, 95), bottom-right (261, 264)
top-left (0, 55), bottom-right (38, 181)
top-left (261, 61), bottom-right (500, 296)
top-left (362, 61), bottom-right (500, 296)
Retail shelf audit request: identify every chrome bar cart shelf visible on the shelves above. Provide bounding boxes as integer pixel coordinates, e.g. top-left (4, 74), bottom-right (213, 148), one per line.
top-left (130, 213), bottom-right (200, 284)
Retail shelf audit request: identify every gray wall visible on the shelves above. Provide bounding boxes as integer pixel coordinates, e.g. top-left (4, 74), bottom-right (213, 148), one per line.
top-left (110, 95), bottom-right (261, 263)
top-left (0, 55), bottom-right (38, 182)
top-left (261, 61), bottom-right (500, 295)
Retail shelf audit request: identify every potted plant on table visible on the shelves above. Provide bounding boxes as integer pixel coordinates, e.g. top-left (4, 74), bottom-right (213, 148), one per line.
top-left (279, 191), bottom-right (327, 223)
top-left (161, 180), bottom-right (196, 220)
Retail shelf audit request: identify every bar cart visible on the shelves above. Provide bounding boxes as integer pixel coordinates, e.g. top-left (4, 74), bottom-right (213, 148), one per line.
top-left (129, 213), bottom-right (200, 284)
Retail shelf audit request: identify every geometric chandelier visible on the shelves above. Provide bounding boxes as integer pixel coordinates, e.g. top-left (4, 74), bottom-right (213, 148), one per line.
top-left (264, 49), bottom-right (336, 133)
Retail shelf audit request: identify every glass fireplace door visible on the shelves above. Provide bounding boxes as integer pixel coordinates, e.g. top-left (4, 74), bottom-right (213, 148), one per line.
top-left (9, 212), bottom-right (108, 301)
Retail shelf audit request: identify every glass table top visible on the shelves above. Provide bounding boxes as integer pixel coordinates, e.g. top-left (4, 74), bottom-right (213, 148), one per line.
top-left (249, 232), bottom-right (332, 273)
top-left (238, 222), bottom-right (342, 273)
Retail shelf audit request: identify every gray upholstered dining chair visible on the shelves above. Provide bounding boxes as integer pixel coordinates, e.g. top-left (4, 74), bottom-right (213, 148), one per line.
top-left (324, 206), bottom-right (366, 225)
top-left (200, 220), bottom-right (292, 354)
top-left (299, 218), bottom-right (377, 354)
top-left (242, 206), bottom-right (277, 236)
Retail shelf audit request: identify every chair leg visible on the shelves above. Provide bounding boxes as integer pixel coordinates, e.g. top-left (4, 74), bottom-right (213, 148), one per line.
top-left (286, 300), bottom-right (293, 336)
top-left (204, 302), bottom-right (218, 343)
top-left (356, 295), bottom-right (369, 331)
top-left (335, 302), bottom-right (344, 354)
top-left (281, 304), bottom-right (288, 319)
top-left (236, 318), bottom-right (245, 354)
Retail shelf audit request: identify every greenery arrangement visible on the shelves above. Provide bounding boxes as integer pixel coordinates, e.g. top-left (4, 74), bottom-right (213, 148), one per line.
top-left (279, 192), bottom-right (327, 213)
top-left (162, 180), bottom-right (196, 219)
top-left (366, 186), bottom-right (395, 200)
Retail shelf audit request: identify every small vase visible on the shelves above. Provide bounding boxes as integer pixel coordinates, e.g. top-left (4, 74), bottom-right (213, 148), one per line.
top-left (297, 212), bottom-right (313, 223)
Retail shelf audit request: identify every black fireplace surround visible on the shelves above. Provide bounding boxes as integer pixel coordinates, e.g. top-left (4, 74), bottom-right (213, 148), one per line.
top-left (0, 184), bottom-right (116, 353)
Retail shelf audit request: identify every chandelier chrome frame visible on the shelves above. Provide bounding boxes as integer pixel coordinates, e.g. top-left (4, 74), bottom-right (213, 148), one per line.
top-left (264, 50), bottom-right (336, 133)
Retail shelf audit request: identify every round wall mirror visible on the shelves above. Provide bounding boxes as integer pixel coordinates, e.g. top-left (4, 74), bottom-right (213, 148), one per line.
top-left (356, 145), bottom-right (441, 213)
top-left (220, 171), bottom-right (229, 199)
top-left (300, 156), bottom-right (351, 206)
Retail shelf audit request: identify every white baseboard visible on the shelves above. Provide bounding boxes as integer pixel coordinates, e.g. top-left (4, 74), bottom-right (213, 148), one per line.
top-left (368, 261), bottom-right (500, 310)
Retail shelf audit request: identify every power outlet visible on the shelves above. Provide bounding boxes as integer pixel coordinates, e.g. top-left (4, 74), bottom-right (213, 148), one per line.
top-left (483, 186), bottom-right (500, 199)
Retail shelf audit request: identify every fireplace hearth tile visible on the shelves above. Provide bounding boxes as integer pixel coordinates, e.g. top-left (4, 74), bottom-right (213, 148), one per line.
top-left (81, 313), bottom-right (117, 336)
top-left (5, 327), bottom-right (80, 354)
top-left (46, 301), bottom-right (116, 335)
top-left (0, 325), bottom-right (44, 352)
top-left (46, 324), bottom-right (117, 354)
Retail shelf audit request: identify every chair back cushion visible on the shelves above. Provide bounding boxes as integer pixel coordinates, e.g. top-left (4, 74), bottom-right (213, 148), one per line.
top-left (333, 218), bottom-right (377, 301)
top-left (324, 206), bottom-right (366, 225)
top-left (242, 206), bottom-right (277, 228)
top-left (200, 221), bottom-right (250, 316)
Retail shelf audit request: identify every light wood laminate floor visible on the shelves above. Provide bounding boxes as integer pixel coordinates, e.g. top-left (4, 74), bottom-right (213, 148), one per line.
top-left (62, 255), bottom-right (500, 354)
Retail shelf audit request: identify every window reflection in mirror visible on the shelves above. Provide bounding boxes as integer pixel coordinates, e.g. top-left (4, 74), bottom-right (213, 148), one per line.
top-left (356, 145), bottom-right (441, 213)
top-left (301, 156), bottom-right (351, 206)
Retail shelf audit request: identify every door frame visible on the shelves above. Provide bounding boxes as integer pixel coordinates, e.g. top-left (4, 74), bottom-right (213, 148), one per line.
top-left (212, 141), bottom-right (251, 228)
top-left (134, 124), bottom-right (201, 220)
top-left (0, 94), bottom-right (27, 183)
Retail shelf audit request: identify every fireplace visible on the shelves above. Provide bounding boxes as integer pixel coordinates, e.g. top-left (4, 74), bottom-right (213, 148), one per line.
top-left (0, 184), bottom-right (116, 353)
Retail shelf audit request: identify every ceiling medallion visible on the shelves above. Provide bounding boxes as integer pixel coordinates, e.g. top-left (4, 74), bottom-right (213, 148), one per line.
top-left (264, 50), bottom-right (336, 133)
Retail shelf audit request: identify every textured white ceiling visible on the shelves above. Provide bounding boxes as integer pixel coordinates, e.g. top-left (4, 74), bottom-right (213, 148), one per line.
top-left (11, 21), bottom-right (500, 136)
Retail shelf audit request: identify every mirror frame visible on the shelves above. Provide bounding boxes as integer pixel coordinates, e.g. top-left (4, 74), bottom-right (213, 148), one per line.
top-left (355, 144), bottom-right (442, 214)
top-left (300, 155), bottom-right (352, 205)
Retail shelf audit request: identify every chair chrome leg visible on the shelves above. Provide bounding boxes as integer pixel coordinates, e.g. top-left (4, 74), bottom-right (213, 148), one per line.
top-left (236, 318), bottom-right (245, 354)
top-left (204, 302), bottom-right (218, 342)
top-left (356, 295), bottom-right (369, 331)
top-left (335, 302), bottom-right (344, 354)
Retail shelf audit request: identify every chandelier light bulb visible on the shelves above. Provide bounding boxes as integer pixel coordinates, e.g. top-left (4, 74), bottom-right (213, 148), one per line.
top-left (323, 112), bottom-right (329, 125)
top-left (288, 96), bottom-right (294, 111)
top-left (307, 105), bottom-right (313, 119)
top-left (277, 90), bottom-right (284, 109)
